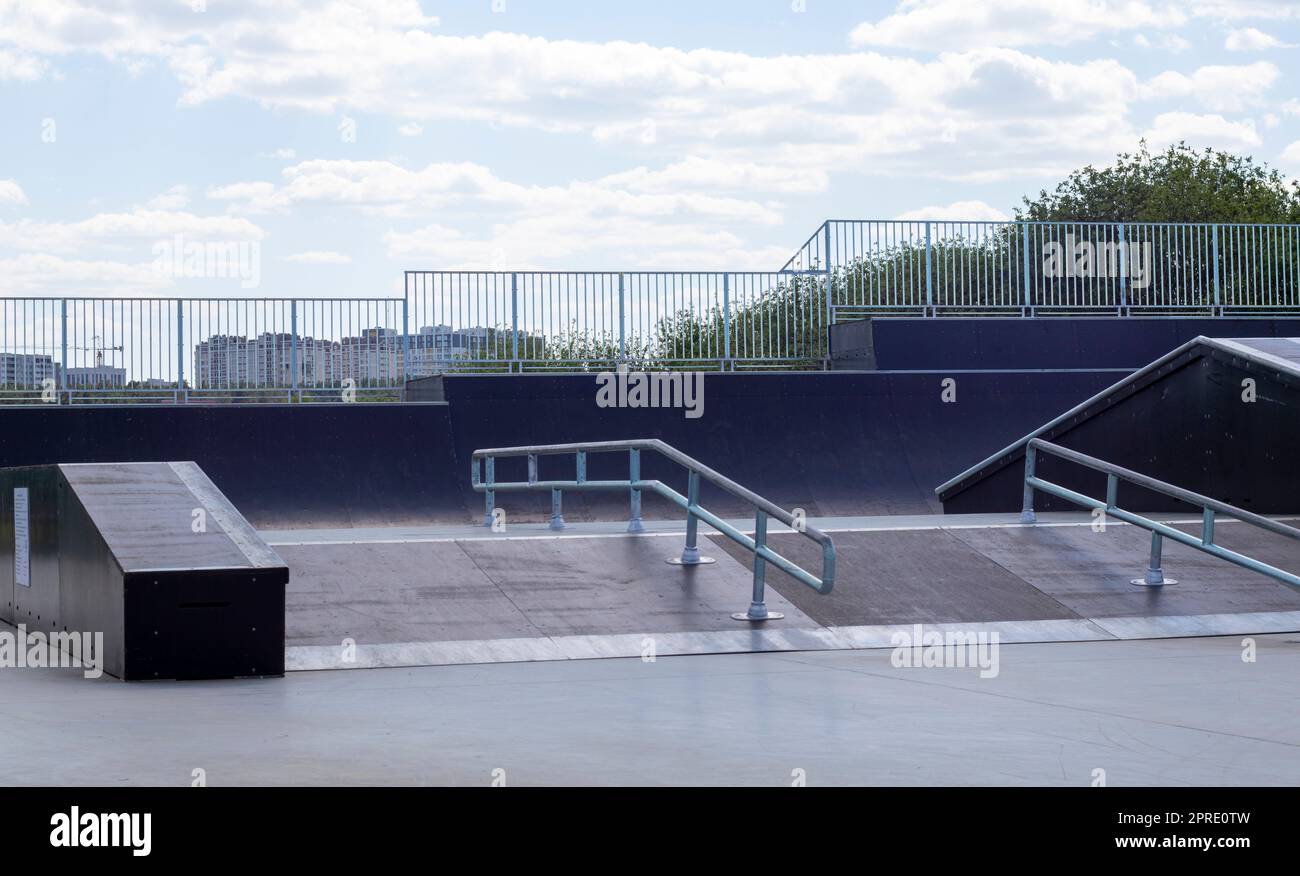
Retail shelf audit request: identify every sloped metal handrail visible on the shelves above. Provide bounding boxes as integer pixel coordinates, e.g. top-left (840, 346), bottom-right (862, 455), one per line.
top-left (470, 438), bottom-right (835, 621)
top-left (1020, 438), bottom-right (1300, 588)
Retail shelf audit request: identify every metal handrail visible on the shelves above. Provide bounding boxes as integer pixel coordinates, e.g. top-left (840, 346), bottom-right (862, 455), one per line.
top-left (470, 438), bottom-right (836, 621)
top-left (1020, 438), bottom-right (1300, 588)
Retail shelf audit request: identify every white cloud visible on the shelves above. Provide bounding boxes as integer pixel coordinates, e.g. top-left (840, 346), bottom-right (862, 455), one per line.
top-left (284, 250), bottom-right (352, 265)
top-left (850, 0), bottom-right (1186, 50)
top-left (1133, 33), bottom-right (1192, 52)
top-left (0, 253), bottom-right (169, 295)
top-left (0, 209), bottom-right (265, 253)
top-left (1140, 62), bottom-right (1279, 112)
top-left (0, 180), bottom-right (28, 206)
top-left (1225, 27), bottom-right (1295, 50)
top-left (1281, 140), bottom-right (1300, 166)
top-left (383, 219), bottom-right (791, 270)
top-left (598, 157), bottom-right (828, 194)
top-left (398, 123), bottom-right (423, 137)
top-left (259, 148), bottom-right (297, 160)
top-left (144, 184), bottom-right (189, 210)
top-left (207, 159), bottom-right (785, 226)
top-left (895, 200), bottom-right (1010, 221)
top-left (0, 3), bottom-right (1151, 183)
top-left (1142, 111), bottom-right (1262, 151)
top-left (0, 48), bottom-right (46, 80)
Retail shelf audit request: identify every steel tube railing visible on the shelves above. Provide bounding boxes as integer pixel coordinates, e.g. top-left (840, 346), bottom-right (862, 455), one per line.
top-left (1020, 438), bottom-right (1300, 588)
top-left (470, 438), bottom-right (836, 621)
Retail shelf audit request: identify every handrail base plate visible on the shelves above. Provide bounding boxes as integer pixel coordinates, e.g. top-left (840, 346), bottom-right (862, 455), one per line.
top-left (1131, 577), bottom-right (1178, 587)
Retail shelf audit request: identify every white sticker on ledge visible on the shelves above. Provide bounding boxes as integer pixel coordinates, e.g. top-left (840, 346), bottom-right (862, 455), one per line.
top-left (14, 487), bottom-right (30, 588)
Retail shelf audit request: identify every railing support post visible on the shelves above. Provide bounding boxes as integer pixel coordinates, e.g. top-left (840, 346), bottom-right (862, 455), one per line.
top-left (176, 298), bottom-right (186, 402)
top-left (1020, 444), bottom-right (1038, 524)
top-left (617, 273), bottom-right (626, 364)
top-left (1118, 223), bottom-right (1128, 313)
top-left (59, 298), bottom-right (68, 405)
top-left (549, 487), bottom-right (565, 531)
top-left (401, 296), bottom-right (411, 383)
top-left (511, 272), bottom-right (520, 368)
top-left (733, 510), bottom-right (785, 622)
top-left (1020, 222), bottom-right (1032, 313)
top-left (1212, 224), bottom-right (1221, 313)
top-left (925, 222), bottom-right (933, 314)
top-left (290, 299), bottom-right (299, 402)
top-left (722, 273), bottom-right (731, 368)
top-left (822, 221), bottom-right (833, 367)
top-left (669, 470), bottom-right (714, 566)
top-left (482, 457), bottom-right (495, 528)
top-left (1133, 530), bottom-right (1174, 587)
top-left (628, 448), bottom-right (645, 533)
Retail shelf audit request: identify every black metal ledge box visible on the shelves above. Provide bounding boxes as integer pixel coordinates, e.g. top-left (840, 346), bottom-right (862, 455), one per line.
top-left (0, 462), bottom-right (287, 680)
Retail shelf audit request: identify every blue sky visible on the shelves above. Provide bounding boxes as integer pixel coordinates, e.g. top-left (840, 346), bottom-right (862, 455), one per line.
top-left (0, 0), bottom-right (1297, 299)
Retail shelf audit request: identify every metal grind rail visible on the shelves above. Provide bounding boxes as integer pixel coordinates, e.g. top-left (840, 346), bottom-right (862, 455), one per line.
top-left (1020, 438), bottom-right (1300, 588)
top-left (470, 438), bottom-right (836, 621)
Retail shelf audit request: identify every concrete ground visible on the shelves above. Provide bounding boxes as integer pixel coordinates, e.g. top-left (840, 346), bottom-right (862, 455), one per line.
top-left (2, 633), bottom-right (1297, 786)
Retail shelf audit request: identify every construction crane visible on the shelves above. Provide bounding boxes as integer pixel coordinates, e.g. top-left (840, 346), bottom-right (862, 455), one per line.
top-left (86, 332), bottom-right (122, 363)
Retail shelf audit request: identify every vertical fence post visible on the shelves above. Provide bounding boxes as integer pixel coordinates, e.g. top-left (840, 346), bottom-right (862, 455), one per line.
top-left (482, 457), bottom-right (495, 527)
top-left (1020, 222), bottom-right (1031, 313)
top-left (1118, 222), bottom-right (1128, 314)
top-left (722, 273), bottom-right (731, 370)
top-left (59, 298), bottom-right (68, 405)
top-left (822, 221), bottom-right (833, 367)
top-left (401, 296), bottom-right (411, 384)
top-left (618, 272), bottom-right (626, 364)
top-left (1212, 224), bottom-right (1221, 313)
top-left (925, 222), bottom-right (933, 314)
top-left (510, 272), bottom-right (519, 372)
top-left (176, 299), bottom-right (185, 402)
top-left (290, 299), bottom-right (299, 402)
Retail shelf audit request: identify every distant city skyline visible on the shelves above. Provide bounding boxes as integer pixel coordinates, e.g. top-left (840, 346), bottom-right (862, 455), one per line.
top-left (0, 324), bottom-right (529, 390)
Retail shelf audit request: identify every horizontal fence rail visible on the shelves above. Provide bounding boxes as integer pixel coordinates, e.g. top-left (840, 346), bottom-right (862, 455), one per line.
top-left (470, 438), bottom-right (836, 621)
top-left (1020, 438), bottom-right (1300, 589)
top-left (785, 219), bottom-right (1300, 317)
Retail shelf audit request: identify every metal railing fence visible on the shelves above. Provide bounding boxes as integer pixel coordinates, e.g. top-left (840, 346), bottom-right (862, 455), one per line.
top-left (0, 297), bottom-right (407, 403)
top-left (4, 218), bottom-right (1300, 399)
top-left (470, 438), bottom-right (836, 621)
top-left (785, 219), bottom-right (1300, 317)
top-left (1021, 438), bottom-right (1300, 589)
top-left (404, 270), bottom-right (828, 371)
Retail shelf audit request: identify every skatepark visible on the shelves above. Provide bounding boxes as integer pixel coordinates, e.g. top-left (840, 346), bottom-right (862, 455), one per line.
top-left (3, 225), bottom-right (1300, 785)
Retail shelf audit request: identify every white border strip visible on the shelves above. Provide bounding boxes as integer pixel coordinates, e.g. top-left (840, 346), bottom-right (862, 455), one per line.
top-left (284, 611), bottom-right (1300, 672)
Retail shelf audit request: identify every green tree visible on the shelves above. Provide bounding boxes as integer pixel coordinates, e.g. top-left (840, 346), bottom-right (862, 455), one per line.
top-left (1017, 141), bottom-right (1300, 224)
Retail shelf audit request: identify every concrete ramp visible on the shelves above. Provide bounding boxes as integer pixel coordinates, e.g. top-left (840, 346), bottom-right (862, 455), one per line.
top-left (273, 514), bottom-right (1300, 672)
top-left (281, 532), bottom-right (831, 670)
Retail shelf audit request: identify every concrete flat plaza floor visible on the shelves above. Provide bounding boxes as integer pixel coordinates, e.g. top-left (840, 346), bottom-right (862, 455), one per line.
top-left (2, 633), bottom-right (1297, 786)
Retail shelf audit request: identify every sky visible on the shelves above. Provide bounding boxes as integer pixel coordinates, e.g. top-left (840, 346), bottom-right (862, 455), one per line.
top-left (0, 0), bottom-right (1298, 300)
